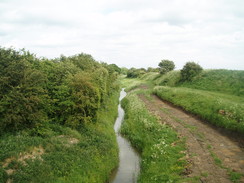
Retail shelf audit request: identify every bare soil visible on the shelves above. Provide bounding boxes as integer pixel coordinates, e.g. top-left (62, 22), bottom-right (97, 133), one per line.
top-left (139, 94), bottom-right (244, 183)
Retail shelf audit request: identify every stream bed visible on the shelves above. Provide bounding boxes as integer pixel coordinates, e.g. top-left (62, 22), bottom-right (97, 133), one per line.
top-left (109, 89), bottom-right (140, 183)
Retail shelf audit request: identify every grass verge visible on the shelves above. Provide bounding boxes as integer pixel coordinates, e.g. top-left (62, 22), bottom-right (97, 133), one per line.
top-left (121, 90), bottom-right (188, 183)
top-left (154, 86), bottom-right (244, 134)
top-left (0, 92), bottom-right (119, 183)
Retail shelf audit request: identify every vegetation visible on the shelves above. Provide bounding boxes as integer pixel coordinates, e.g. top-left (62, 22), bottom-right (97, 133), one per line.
top-left (150, 69), bottom-right (244, 97)
top-left (153, 71), bottom-right (181, 86)
top-left (180, 62), bottom-right (203, 81)
top-left (120, 88), bottom-right (188, 183)
top-left (179, 69), bottom-right (244, 96)
top-left (127, 68), bottom-right (147, 78)
top-left (0, 47), bottom-right (120, 182)
top-left (0, 92), bottom-right (119, 183)
top-left (158, 60), bottom-right (175, 74)
top-left (154, 86), bottom-right (244, 133)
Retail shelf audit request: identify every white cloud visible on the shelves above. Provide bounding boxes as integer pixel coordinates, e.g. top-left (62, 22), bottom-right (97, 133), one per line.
top-left (0, 0), bottom-right (244, 70)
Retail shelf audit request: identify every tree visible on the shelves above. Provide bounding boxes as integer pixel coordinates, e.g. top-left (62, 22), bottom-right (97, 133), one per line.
top-left (181, 61), bottom-right (203, 81)
top-left (0, 48), bottom-right (48, 133)
top-left (158, 60), bottom-right (175, 74)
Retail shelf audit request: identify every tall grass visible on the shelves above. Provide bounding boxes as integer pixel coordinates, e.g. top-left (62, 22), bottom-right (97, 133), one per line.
top-left (0, 92), bottom-right (119, 183)
top-left (154, 86), bottom-right (244, 134)
top-left (121, 91), bottom-right (188, 183)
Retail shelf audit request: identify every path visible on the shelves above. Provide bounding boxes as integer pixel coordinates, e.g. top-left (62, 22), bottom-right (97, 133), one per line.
top-left (139, 94), bottom-right (244, 183)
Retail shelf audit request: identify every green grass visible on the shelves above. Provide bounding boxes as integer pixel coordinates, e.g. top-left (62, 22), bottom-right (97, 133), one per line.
top-left (229, 171), bottom-right (242, 183)
top-left (120, 78), bottom-right (145, 92)
top-left (154, 70), bottom-right (181, 87)
top-left (153, 69), bottom-right (244, 96)
top-left (120, 90), bottom-right (189, 183)
top-left (140, 72), bottom-right (159, 81)
top-left (180, 69), bottom-right (244, 96)
top-left (153, 86), bottom-right (244, 134)
top-left (0, 92), bottom-right (119, 183)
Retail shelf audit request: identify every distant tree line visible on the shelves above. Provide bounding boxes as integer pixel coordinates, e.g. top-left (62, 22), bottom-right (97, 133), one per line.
top-left (126, 59), bottom-right (203, 81)
top-left (0, 47), bottom-right (120, 134)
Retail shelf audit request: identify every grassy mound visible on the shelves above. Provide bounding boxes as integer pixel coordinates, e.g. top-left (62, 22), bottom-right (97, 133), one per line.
top-left (153, 69), bottom-right (244, 96)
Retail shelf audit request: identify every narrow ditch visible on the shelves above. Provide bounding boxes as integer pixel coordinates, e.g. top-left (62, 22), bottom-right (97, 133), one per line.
top-left (109, 89), bottom-right (141, 183)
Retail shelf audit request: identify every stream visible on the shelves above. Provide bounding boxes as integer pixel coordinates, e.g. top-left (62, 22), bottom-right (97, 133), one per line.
top-left (109, 89), bottom-right (140, 183)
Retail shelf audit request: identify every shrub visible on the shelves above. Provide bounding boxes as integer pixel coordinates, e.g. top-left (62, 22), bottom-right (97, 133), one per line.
top-left (181, 62), bottom-right (203, 81)
top-left (127, 68), bottom-right (146, 78)
top-left (158, 60), bottom-right (175, 74)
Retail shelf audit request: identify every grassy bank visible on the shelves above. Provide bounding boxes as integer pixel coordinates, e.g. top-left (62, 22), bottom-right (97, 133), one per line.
top-left (121, 90), bottom-right (188, 183)
top-left (154, 86), bottom-right (244, 134)
top-left (152, 69), bottom-right (244, 96)
top-left (120, 77), bottom-right (147, 92)
top-left (0, 92), bottom-right (119, 183)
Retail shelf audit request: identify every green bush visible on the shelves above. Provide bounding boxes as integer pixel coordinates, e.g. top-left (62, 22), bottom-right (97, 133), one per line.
top-left (0, 92), bottom-right (119, 183)
top-left (0, 48), bottom-right (48, 133)
top-left (0, 47), bottom-right (119, 133)
top-left (181, 62), bottom-right (203, 81)
top-left (158, 60), bottom-right (175, 74)
top-left (127, 68), bottom-right (146, 78)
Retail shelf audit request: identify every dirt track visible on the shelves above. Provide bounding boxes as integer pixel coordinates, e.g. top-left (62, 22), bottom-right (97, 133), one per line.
top-left (139, 94), bottom-right (244, 183)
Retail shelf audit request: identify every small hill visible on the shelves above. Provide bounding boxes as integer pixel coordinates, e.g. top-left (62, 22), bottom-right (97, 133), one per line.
top-left (152, 69), bottom-right (244, 96)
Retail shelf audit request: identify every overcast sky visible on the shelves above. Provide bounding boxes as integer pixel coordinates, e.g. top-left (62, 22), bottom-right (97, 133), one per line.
top-left (0, 0), bottom-right (244, 70)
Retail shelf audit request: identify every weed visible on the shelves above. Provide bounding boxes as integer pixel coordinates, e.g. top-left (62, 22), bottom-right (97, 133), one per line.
top-left (201, 172), bottom-right (209, 177)
top-left (229, 170), bottom-right (242, 183)
top-left (209, 151), bottom-right (223, 167)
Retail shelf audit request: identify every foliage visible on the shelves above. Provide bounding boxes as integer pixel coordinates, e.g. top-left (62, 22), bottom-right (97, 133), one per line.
top-left (0, 47), bottom-right (120, 182)
top-left (0, 47), bottom-right (118, 133)
top-left (158, 60), bottom-right (175, 74)
top-left (181, 62), bottom-right (203, 81)
top-left (65, 72), bottom-right (101, 128)
top-left (147, 67), bottom-right (159, 72)
top-left (120, 67), bottom-right (128, 75)
top-left (0, 92), bottom-right (119, 183)
top-left (121, 90), bottom-right (187, 183)
top-left (108, 64), bottom-right (121, 74)
top-left (154, 86), bottom-right (244, 134)
top-left (0, 48), bottom-right (48, 133)
top-left (127, 68), bottom-right (146, 78)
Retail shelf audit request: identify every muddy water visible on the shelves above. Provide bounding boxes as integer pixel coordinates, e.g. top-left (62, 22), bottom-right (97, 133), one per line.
top-left (109, 89), bottom-right (140, 183)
